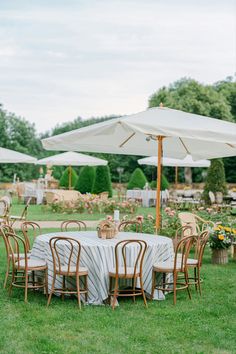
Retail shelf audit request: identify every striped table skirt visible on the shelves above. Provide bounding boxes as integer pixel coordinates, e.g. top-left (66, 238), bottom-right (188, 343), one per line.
top-left (30, 231), bottom-right (174, 305)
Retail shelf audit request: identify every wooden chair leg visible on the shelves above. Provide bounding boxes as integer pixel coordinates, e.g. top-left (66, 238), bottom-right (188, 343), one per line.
top-left (173, 272), bottom-right (177, 305)
top-left (151, 270), bottom-right (156, 299)
top-left (76, 276), bottom-right (81, 309)
top-left (47, 274), bottom-right (56, 307)
top-left (112, 278), bottom-right (119, 310)
top-left (197, 267), bottom-right (202, 296)
top-left (132, 277), bottom-right (136, 303)
top-left (194, 268), bottom-right (198, 291)
top-left (84, 275), bottom-right (88, 302)
top-left (140, 276), bottom-right (147, 307)
top-left (45, 268), bottom-right (48, 298)
top-left (24, 271), bottom-right (28, 303)
top-left (62, 275), bottom-right (65, 301)
top-left (4, 258), bottom-right (11, 289)
top-left (8, 269), bottom-right (15, 296)
top-left (184, 270), bottom-right (191, 300)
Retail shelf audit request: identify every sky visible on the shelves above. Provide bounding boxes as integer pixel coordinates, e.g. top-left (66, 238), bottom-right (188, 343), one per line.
top-left (0, 0), bottom-right (235, 133)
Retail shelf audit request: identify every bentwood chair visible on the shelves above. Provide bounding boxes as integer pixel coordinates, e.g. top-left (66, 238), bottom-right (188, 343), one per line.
top-left (0, 200), bottom-right (9, 225)
top-left (21, 221), bottom-right (42, 253)
top-left (178, 212), bottom-right (214, 235)
top-left (47, 237), bottom-right (88, 308)
top-left (118, 221), bottom-right (142, 233)
top-left (173, 225), bottom-right (193, 251)
top-left (151, 235), bottom-right (196, 305)
top-left (61, 220), bottom-right (87, 232)
top-left (7, 232), bottom-right (48, 302)
top-left (108, 240), bottom-right (147, 310)
top-left (0, 225), bottom-right (17, 288)
top-left (184, 230), bottom-right (209, 295)
top-left (9, 198), bottom-right (31, 226)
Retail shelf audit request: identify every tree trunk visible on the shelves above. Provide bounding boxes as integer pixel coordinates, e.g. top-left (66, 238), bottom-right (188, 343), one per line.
top-left (184, 167), bottom-right (192, 185)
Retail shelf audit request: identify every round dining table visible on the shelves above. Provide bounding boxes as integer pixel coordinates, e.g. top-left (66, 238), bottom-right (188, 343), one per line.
top-left (30, 231), bottom-right (174, 305)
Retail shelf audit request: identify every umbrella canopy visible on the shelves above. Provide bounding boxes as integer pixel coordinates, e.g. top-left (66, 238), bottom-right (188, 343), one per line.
top-left (36, 151), bottom-right (108, 166)
top-left (41, 107), bottom-right (236, 229)
top-left (42, 107), bottom-right (236, 160)
top-left (138, 155), bottom-right (211, 167)
top-left (0, 147), bottom-right (37, 164)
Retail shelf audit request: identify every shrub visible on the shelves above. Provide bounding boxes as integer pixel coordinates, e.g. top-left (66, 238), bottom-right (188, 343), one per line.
top-left (75, 166), bottom-right (95, 194)
top-left (92, 166), bottom-right (113, 197)
top-left (150, 174), bottom-right (169, 190)
top-left (59, 167), bottom-right (78, 189)
top-left (203, 159), bottom-right (227, 203)
top-left (127, 168), bottom-right (147, 189)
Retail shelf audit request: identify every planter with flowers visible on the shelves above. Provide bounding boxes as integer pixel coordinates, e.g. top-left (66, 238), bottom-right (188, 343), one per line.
top-left (209, 227), bottom-right (232, 264)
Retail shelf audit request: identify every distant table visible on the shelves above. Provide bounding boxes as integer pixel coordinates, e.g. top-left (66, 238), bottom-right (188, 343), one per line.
top-left (126, 190), bottom-right (168, 207)
top-left (31, 231), bottom-right (174, 305)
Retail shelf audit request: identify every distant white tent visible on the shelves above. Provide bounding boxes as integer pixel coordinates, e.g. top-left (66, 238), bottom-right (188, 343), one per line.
top-left (138, 155), bottom-right (211, 186)
top-left (138, 155), bottom-right (211, 168)
top-left (0, 147), bottom-right (37, 164)
top-left (36, 151), bottom-right (108, 189)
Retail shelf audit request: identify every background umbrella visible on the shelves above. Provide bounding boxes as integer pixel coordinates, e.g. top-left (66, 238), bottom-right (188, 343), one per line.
top-left (42, 107), bottom-right (236, 230)
top-left (0, 147), bottom-right (37, 164)
top-left (138, 155), bottom-right (211, 187)
top-left (36, 151), bottom-right (108, 189)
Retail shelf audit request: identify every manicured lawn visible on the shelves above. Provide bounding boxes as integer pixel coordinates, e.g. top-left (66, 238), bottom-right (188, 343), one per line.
top-left (10, 201), bottom-right (155, 222)
top-left (0, 228), bottom-right (235, 353)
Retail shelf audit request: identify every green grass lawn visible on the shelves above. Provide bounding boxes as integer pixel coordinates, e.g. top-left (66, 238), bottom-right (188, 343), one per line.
top-left (0, 228), bottom-right (235, 354)
top-left (10, 201), bottom-right (155, 222)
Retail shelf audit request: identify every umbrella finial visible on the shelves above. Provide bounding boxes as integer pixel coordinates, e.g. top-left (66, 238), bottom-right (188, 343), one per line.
top-left (159, 102), bottom-right (164, 108)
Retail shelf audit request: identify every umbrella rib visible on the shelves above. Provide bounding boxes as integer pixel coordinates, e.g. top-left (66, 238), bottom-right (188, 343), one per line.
top-left (179, 138), bottom-right (190, 154)
top-left (119, 132), bottom-right (136, 148)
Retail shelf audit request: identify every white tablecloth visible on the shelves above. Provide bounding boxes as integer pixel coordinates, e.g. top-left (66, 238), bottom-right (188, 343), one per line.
top-left (30, 231), bottom-right (174, 305)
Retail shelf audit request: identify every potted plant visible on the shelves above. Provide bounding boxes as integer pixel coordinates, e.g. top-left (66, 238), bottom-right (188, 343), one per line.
top-left (209, 226), bottom-right (232, 264)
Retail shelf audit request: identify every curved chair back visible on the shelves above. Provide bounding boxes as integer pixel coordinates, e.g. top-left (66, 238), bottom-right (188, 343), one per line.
top-left (114, 240), bottom-right (147, 278)
top-left (21, 221), bottom-right (42, 252)
top-left (49, 236), bottom-right (82, 276)
top-left (0, 200), bottom-right (9, 218)
top-left (118, 221), bottom-right (142, 233)
top-left (173, 225), bottom-right (193, 251)
top-left (195, 230), bottom-right (210, 266)
top-left (0, 225), bottom-right (15, 256)
top-left (61, 220), bottom-right (87, 232)
top-left (178, 212), bottom-right (200, 235)
top-left (5, 232), bottom-right (28, 270)
top-left (174, 235), bottom-right (196, 273)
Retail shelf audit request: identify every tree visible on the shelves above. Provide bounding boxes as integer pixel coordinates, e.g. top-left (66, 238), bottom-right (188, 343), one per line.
top-left (59, 167), bottom-right (78, 189)
top-left (75, 166), bottom-right (95, 194)
top-left (203, 159), bottom-right (227, 203)
top-left (127, 168), bottom-right (147, 189)
top-left (92, 166), bottom-right (113, 197)
top-left (150, 175), bottom-right (169, 190)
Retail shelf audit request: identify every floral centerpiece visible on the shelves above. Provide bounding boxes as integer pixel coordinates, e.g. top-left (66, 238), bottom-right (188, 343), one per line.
top-left (209, 226), bottom-right (232, 264)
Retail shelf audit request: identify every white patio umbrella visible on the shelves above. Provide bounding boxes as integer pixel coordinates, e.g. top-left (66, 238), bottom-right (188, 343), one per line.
top-left (0, 147), bottom-right (37, 164)
top-left (36, 151), bottom-right (108, 189)
top-left (138, 155), bottom-right (211, 186)
top-left (42, 107), bottom-right (236, 229)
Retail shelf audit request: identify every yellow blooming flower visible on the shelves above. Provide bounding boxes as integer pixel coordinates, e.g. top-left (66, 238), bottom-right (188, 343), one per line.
top-left (224, 227), bottom-right (231, 232)
top-left (218, 234), bottom-right (225, 241)
top-left (214, 227), bottom-right (220, 231)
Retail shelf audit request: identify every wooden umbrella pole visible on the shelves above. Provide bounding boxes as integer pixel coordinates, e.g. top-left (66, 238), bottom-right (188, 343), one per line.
top-left (156, 136), bottom-right (164, 232)
top-left (69, 165), bottom-right (72, 190)
top-left (175, 166), bottom-right (178, 189)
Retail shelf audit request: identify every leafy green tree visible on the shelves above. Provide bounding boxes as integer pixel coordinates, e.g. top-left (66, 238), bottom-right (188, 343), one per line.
top-left (149, 78), bottom-right (233, 122)
top-left (75, 166), bottom-right (95, 193)
top-left (127, 168), bottom-right (147, 189)
top-left (59, 167), bottom-right (78, 189)
top-left (150, 174), bottom-right (169, 190)
top-left (203, 159), bottom-right (227, 203)
top-left (92, 166), bottom-right (112, 197)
